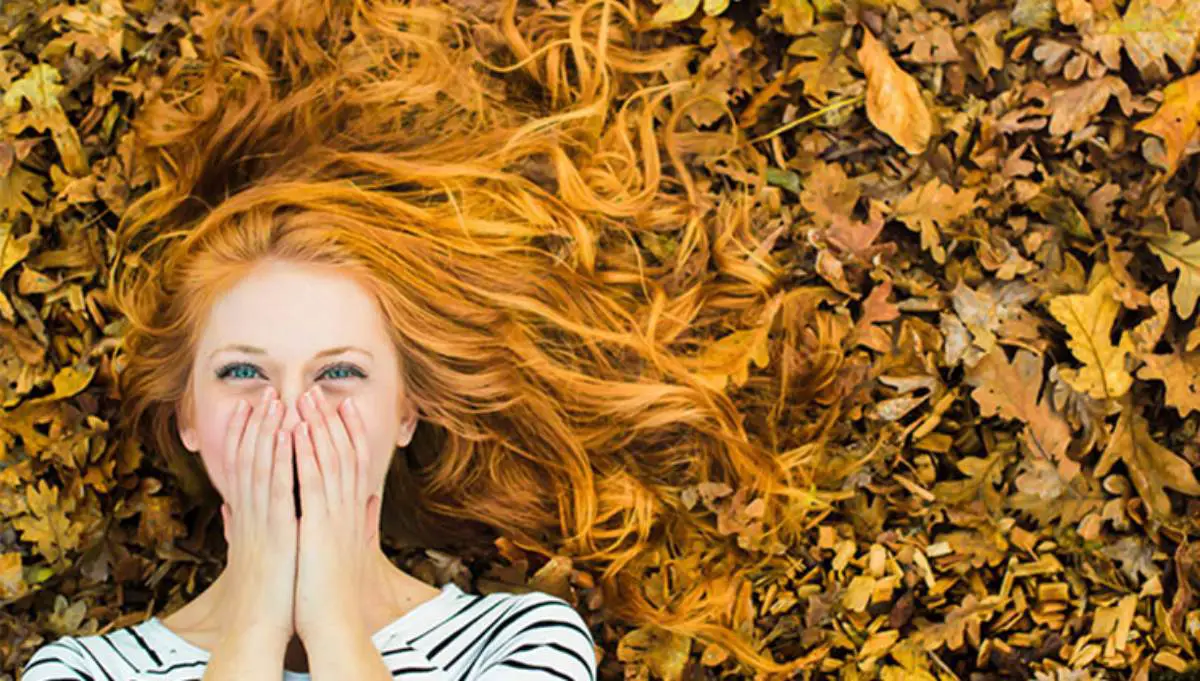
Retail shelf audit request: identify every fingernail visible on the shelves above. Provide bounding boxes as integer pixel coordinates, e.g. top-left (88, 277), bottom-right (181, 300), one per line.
top-left (268, 399), bottom-right (278, 417)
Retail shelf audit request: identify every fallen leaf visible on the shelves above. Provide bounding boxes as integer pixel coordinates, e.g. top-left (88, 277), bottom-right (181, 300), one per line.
top-left (965, 347), bottom-right (1078, 481)
top-left (1046, 270), bottom-right (1135, 400)
top-left (1094, 400), bottom-right (1200, 523)
top-left (892, 177), bottom-right (982, 264)
top-left (857, 29), bottom-right (933, 154)
top-left (1147, 230), bottom-right (1200, 320)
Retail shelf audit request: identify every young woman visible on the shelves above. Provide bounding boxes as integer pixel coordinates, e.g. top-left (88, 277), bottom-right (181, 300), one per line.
top-left (20, 0), bottom-right (813, 677)
top-left (20, 260), bottom-right (598, 680)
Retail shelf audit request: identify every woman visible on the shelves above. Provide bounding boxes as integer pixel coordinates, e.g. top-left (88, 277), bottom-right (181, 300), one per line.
top-left (21, 0), bottom-right (817, 677)
top-left (20, 260), bottom-right (598, 680)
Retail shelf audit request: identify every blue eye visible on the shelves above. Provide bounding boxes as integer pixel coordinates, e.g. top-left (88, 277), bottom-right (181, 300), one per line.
top-left (215, 362), bottom-right (366, 381)
top-left (321, 364), bottom-right (365, 380)
top-left (219, 364), bottom-right (260, 380)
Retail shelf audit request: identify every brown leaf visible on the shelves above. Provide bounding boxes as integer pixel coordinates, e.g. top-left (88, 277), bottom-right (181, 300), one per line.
top-left (1094, 401), bottom-right (1200, 522)
top-left (965, 347), bottom-right (1078, 481)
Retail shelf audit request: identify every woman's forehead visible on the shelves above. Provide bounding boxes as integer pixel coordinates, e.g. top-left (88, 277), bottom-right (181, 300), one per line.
top-left (198, 262), bottom-right (392, 358)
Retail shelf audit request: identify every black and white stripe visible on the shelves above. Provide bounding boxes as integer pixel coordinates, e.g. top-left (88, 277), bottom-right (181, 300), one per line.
top-left (19, 584), bottom-right (596, 681)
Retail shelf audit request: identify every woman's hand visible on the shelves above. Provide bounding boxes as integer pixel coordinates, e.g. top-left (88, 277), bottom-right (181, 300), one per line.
top-left (219, 385), bottom-right (299, 647)
top-left (292, 384), bottom-right (381, 641)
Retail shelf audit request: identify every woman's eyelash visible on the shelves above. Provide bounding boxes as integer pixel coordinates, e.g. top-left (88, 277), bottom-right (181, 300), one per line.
top-left (214, 361), bottom-right (366, 381)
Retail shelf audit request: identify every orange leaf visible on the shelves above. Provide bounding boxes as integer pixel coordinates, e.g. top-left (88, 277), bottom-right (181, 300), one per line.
top-left (857, 30), bottom-right (933, 154)
top-left (1134, 72), bottom-right (1200, 177)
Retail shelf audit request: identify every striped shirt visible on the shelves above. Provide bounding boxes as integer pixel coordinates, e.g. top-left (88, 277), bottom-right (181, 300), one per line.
top-left (19, 582), bottom-right (597, 681)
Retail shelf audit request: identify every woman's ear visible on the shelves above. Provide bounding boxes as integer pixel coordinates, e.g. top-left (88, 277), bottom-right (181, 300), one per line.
top-left (396, 398), bottom-right (419, 448)
top-left (177, 395), bottom-right (200, 453)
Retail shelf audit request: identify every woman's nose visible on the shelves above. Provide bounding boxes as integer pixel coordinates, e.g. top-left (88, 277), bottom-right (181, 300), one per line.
top-left (275, 387), bottom-right (310, 433)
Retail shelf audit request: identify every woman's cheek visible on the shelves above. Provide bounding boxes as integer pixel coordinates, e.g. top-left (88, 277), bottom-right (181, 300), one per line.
top-left (197, 407), bottom-right (241, 499)
top-left (351, 400), bottom-right (390, 491)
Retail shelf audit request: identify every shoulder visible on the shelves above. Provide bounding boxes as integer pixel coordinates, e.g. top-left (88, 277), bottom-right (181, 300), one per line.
top-left (21, 622), bottom-right (178, 681)
top-left (473, 588), bottom-right (597, 680)
top-left (20, 635), bottom-right (100, 681)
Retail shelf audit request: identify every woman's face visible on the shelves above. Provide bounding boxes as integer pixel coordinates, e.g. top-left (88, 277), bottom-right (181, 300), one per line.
top-left (176, 258), bottom-right (418, 505)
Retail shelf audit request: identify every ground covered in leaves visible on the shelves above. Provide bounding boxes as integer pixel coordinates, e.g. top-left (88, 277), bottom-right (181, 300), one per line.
top-left (2, 0), bottom-right (1200, 679)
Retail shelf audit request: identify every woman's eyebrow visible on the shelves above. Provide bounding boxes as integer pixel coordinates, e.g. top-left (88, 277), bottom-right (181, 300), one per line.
top-left (208, 344), bottom-right (374, 360)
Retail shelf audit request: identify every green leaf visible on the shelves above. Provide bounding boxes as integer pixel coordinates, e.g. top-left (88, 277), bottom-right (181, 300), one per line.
top-left (766, 167), bottom-right (801, 194)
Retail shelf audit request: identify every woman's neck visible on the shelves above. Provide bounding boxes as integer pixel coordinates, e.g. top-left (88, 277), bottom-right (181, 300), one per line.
top-left (159, 545), bottom-right (441, 662)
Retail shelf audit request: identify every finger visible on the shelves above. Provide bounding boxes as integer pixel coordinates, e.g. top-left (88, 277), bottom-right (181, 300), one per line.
top-left (239, 387), bottom-right (274, 517)
top-left (314, 387), bottom-right (356, 504)
top-left (365, 493), bottom-right (381, 545)
top-left (302, 389), bottom-right (341, 506)
top-left (269, 427), bottom-right (294, 526)
top-left (253, 398), bottom-right (284, 519)
top-left (222, 399), bottom-right (251, 501)
top-left (294, 421), bottom-right (321, 517)
top-left (338, 397), bottom-right (371, 507)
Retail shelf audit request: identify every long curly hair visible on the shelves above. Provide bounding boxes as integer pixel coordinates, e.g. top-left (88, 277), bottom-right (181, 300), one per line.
top-left (108, 0), bottom-right (837, 675)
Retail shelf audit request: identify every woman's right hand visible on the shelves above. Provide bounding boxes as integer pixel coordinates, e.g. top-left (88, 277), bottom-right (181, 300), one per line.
top-left (218, 385), bottom-right (298, 646)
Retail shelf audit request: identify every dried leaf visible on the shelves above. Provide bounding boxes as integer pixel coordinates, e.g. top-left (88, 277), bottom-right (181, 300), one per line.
top-left (1046, 271), bottom-right (1135, 400)
top-left (1147, 229), bottom-right (1200, 319)
top-left (857, 29), bottom-right (933, 154)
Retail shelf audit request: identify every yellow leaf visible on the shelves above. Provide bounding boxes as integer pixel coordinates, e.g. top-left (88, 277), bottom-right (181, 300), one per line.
top-left (1056, 0), bottom-right (1094, 25)
top-left (0, 552), bottom-right (27, 600)
top-left (0, 166), bottom-right (50, 220)
top-left (14, 505), bottom-right (81, 564)
top-left (617, 625), bottom-right (693, 681)
top-left (857, 30), bottom-right (933, 154)
top-left (693, 328), bottom-right (771, 392)
top-left (1088, 0), bottom-right (1200, 82)
top-left (1047, 271), bottom-right (1135, 400)
top-left (892, 177), bottom-right (981, 265)
top-left (1134, 349), bottom-right (1200, 417)
top-left (1, 64), bottom-right (88, 176)
top-left (1147, 229), bottom-right (1200, 320)
top-left (651, 0), bottom-right (701, 24)
top-left (1095, 402), bottom-right (1200, 522)
top-left (26, 361), bottom-right (98, 406)
top-left (770, 0), bottom-right (815, 34)
top-left (1134, 72), bottom-right (1200, 177)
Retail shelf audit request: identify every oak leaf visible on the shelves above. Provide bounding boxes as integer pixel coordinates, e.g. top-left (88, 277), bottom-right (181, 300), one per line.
top-left (1134, 348), bottom-right (1200, 417)
top-left (915, 594), bottom-right (1003, 651)
top-left (964, 347), bottom-right (1078, 481)
top-left (1046, 271), bottom-right (1135, 400)
top-left (1147, 229), bottom-right (1200, 319)
top-left (1094, 401), bottom-right (1200, 523)
top-left (1084, 0), bottom-right (1199, 82)
top-left (893, 177), bottom-right (981, 265)
top-left (12, 481), bottom-right (84, 563)
top-left (1134, 72), bottom-right (1200, 177)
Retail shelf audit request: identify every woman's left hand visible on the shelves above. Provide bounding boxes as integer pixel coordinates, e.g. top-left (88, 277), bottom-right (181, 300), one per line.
top-left (292, 384), bottom-right (381, 641)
